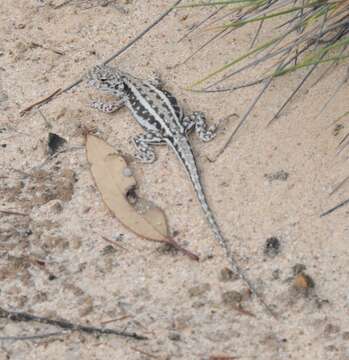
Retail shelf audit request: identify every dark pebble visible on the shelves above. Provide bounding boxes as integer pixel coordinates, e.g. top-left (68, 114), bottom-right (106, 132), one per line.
top-left (264, 237), bottom-right (281, 257)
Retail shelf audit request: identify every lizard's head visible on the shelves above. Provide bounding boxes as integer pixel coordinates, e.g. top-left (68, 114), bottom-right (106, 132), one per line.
top-left (87, 65), bottom-right (124, 94)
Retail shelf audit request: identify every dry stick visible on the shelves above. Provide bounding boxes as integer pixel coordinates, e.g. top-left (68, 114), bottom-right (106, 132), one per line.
top-left (0, 307), bottom-right (147, 340)
top-left (20, 88), bottom-right (62, 116)
top-left (20, 0), bottom-right (183, 115)
top-left (0, 210), bottom-right (29, 217)
top-left (0, 332), bottom-right (66, 342)
top-left (320, 198), bottom-right (349, 217)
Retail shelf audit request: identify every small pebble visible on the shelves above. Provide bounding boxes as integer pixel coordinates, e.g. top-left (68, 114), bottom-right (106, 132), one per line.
top-left (264, 237), bottom-right (281, 257)
top-left (101, 245), bottom-right (117, 255)
top-left (168, 332), bottom-right (181, 341)
top-left (48, 132), bottom-right (67, 155)
top-left (264, 170), bottom-right (289, 182)
top-left (293, 273), bottom-right (315, 290)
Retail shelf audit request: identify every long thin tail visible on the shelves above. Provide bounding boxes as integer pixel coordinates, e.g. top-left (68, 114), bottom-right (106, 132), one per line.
top-left (174, 138), bottom-right (276, 317)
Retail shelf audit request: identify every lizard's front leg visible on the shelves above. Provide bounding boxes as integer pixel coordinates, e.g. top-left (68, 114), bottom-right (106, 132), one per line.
top-left (90, 98), bottom-right (126, 113)
top-left (183, 111), bottom-right (217, 142)
top-left (133, 132), bottom-right (165, 163)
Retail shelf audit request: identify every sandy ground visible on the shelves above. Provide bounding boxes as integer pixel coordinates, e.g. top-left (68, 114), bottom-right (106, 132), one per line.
top-left (0, 1), bottom-right (348, 359)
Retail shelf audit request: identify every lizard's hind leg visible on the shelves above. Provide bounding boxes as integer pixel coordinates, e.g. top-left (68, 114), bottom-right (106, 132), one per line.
top-left (133, 132), bottom-right (165, 163)
top-left (183, 111), bottom-right (217, 142)
top-left (90, 99), bottom-right (125, 113)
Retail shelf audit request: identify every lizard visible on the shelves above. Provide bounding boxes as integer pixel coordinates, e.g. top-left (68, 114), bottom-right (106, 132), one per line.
top-left (87, 64), bottom-right (274, 316)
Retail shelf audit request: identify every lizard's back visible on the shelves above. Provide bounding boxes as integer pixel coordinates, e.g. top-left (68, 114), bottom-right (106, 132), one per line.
top-left (121, 73), bottom-right (185, 137)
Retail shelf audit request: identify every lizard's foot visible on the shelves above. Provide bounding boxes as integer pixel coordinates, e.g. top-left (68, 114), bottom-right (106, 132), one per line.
top-left (183, 111), bottom-right (217, 142)
top-left (132, 132), bottom-right (165, 164)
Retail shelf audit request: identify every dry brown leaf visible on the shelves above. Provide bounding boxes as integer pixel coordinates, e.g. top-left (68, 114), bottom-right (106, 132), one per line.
top-left (86, 135), bottom-right (198, 260)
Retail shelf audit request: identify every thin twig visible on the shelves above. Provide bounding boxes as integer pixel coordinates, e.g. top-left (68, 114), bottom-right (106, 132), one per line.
top-left (0, 332), bottom-right (66, 342)
top-left (320, 198), bottom-right (349, 217)
top-left (101, 235), bottom-right (129, 251)
top-left (20, 88), bottom-right (62, 116)
top-left (0, 210), bottom-right (29, 217)
top-left (0, 307), bottom-right (147, 340)
top-left (100, 315), bottom-right (130, 325)
top-left (20, 0), bottom-right (183, 114)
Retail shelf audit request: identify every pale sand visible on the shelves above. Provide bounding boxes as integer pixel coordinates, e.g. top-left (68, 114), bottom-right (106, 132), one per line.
top-left (0, 1), bottom-right (348, 359)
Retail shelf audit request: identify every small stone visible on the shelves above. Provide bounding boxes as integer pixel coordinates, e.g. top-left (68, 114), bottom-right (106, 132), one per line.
top-left (293, 273), bottom-right (315, 290)
top-left (188, 283), bottom-right (211, 297)
top-left (264, 170), bottom-right (289, 182)
top-left (219, 267), bottom-right (239, 282)
top-left (222, 290), bottom-right (242, 306)
top-left (264, 237), bottom-right (281, 257)
top-left (101, 245), bottom-right (117, 255)
top-left (48, 133), bottom-right (67, 155)
top-left (168, 332), bottom-right (181, 341)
